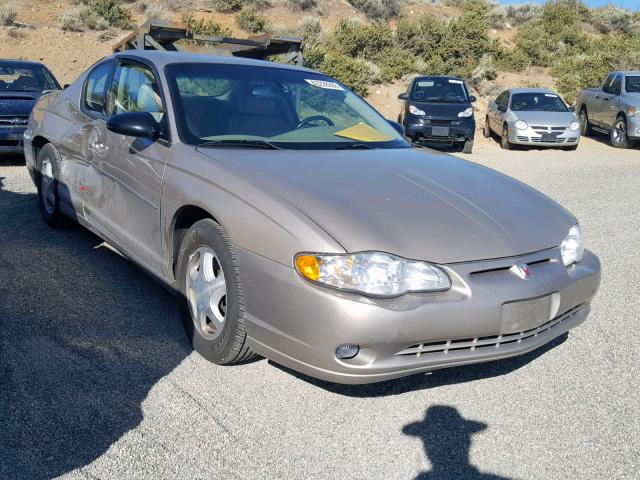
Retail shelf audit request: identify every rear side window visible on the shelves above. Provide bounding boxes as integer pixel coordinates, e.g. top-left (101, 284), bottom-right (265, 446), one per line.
top-left (83, 62), bottom-right (112, 115)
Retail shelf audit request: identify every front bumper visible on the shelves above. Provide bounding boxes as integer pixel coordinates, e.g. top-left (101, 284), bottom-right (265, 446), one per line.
top-left (404, 115), bottom-right (475, 144)
top-left (509, 125), bottom-right (580, 147)
top-left (626, 116), bottom-right (640, 139)
top-left (238, 247), bottom-right (601, 384)
top-left (0, 126), bottom-right (26, 154)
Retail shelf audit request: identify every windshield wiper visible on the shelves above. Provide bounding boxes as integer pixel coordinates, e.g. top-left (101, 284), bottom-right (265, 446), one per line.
top-left (197, 139), bottom-right (281, 150)
top-left (332, 143), bottom-right (377, 150)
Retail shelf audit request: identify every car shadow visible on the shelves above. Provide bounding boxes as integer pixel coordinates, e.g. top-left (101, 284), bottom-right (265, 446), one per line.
top-left (270, 333), bottom-right (568, 398)
top-left (0, 154), bottom-right (26, 166)
top-left (0, 177), bottom-right (191, 479)
top-left (403, 405), bottom-right (516, 479)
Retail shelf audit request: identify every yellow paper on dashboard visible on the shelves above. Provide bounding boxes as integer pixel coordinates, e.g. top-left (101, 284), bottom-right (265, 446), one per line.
top-left (333, 123), bottom-right (394, 142)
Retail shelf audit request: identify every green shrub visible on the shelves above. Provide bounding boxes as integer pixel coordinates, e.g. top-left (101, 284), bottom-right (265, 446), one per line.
top-left (235, 8), bottom-right (267, 33)
top-left (183, 14), bottom-right (231, 36)
top-left (589, 5), bottom-right (638, 34)
top-left (297, 16), bottom-right (322, 45)
top-left (161, 0), bottom-right (194, 10)
top-left (347, 0), bottom-right (400, 21)
top-left (212, 0), bottom-right (242, 13)
top-left (0, 3), bottom-right (17, 26)
top-left (396, 14), bottom-right (446, 58)
top-left (373, 47), bottom-right (416, 82)
top-left (286, 0), bottom-right (315, 11)
top-left (319, 53), bottom-right (371, 96)
top-left (73, 0), bottom-right (132, 28)
top-left (327, 20), bottom-right (393, 58)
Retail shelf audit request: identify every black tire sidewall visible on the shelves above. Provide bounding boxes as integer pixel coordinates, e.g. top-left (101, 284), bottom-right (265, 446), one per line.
top-left (501, 125), bottom-right (511, 150)
top-left (579, 110), bottom-right (591, 136)
top-left (483, 117), bottom-right (491, 138)
top-left (176, 219), bottom-right (246, 364)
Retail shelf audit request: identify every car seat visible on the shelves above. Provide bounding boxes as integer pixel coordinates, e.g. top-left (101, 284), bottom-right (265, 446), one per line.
top-left (228, 95), bottom-right (291, 137)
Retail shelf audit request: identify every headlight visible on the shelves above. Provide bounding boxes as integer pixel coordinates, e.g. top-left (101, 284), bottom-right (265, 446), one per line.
top-left (295, 252), bottom-right (451, 297)
top-left (560, 225), bottom-right (584, 267)
top-left (409, 105), bottom-right (425, 116)
top-left (628, 107), bottom-right (640, 117)
top-left (458, 107), bottom-right (474, 118)
top-left (569, 121), bottom-right (580, 131)
top-left (515, 120), bottom-right (528, 130)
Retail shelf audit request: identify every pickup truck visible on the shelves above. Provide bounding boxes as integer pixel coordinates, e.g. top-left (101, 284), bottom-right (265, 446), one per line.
top-left (576, 71), bottom-right (640, 148)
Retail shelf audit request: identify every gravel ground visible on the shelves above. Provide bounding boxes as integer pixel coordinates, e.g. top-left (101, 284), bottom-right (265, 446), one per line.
top-left (1, 135), bottom-right (638, 480)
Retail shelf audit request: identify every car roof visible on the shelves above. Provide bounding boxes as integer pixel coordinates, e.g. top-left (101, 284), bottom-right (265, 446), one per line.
top-left (508, 87), bottom-right (559, 95)
top-left (610, 71), bottom-right (640, 76)
top-left (112, 50), bottom-right (315, 73)
top-left (413, 75), bottom-right (464, 82)
top-left (0, 59), bottom-right (47, 68)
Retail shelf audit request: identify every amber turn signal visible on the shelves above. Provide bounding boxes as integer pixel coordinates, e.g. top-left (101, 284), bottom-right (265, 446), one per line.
top-left (295, 255), bottom-right (320, 281)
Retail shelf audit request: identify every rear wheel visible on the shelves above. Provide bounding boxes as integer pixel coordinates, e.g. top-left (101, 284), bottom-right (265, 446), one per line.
top-left (500, 124), bottom-right (512, 150)
top-left (579, 109), bottom-right (592, 137)
top-left (611, 116), bottom-right (634, 149)
top-left (482, 117), bottom-right (491, 138)
top-left (462, 139), bottom-right (473, 154)
top-left (176, 218), bottom-right (255, 364)
top-left (36, 143), bottom-right (70, 228)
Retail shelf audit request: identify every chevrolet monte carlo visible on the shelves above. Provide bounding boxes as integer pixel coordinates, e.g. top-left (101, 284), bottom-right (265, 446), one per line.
top-left (24, 51), bottom-right (601, 384)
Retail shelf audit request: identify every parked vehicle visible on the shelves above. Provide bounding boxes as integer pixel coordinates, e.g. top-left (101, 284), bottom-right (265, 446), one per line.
top-left (483, 88), bottom-right (580, 150)
top-left (398, 76), bottom-right (476, 153)
top-left (25, 51), bottom-right (600, 384)
top-left (0, 59), bottom-right (60, 155)
top-left (576, 71), bottom-right (640, 148)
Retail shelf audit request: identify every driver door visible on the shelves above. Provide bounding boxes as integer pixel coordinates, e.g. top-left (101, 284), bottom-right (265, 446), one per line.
top-left (99, 59), bottom-right (170, 274)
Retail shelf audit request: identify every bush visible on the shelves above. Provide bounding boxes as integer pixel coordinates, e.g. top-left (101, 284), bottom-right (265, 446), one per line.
top-left (373, 47), bottom-right (416, 82)
top-left (397, 14), bottom-right (446, 58)
top-left (347, 0), bottom-right (401, 21)
top-left (183, 14), bottom-right (231, 36)
top-left (0, 3), bottom-right (17, 26)
top-left (319, 53), bottom-right (371, 96)
top-left (161, 0), bottom-right (194, 10)
top-left (297, 16), bottom-right (322, 45)
top-left (327, 20), bottom-right (394, 58)
top-left (235, 8), bottom-right (267, 33)
top-left (212, 0), bottom-right (242, 13)
top-left (138, 1), bottom-right (168, 19)
top-left (589, 5), bottom-right (638, 34)
top-left (58, 5), bottom-right (98, 31)
top-left (73, 0), bottom-right (132, 28)
top-left (489, 2), bottom-right (543, 29)
top-left (286, 0), bottom-right (315, 11)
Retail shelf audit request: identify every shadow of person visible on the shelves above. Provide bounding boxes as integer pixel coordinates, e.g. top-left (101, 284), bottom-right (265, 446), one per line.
top-left (403, 406), bottom-right (515, 480)
top-left (0, 176), bottom-right (191, 479)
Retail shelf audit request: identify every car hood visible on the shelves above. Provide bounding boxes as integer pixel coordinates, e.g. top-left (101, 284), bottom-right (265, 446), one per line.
top-left (410, 101), bottom-right (472, 119)
top-left (511, 111), bottom-right (577, 127)
top-left (199, 148), bottom-right (575, 264)
top-left (0, 91), bottom-right (43, 117)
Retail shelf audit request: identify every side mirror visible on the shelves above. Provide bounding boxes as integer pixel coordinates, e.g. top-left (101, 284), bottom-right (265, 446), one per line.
top-left (469, 95), bottom-right (477, 103)
top-left (387, 119), bottom-right (405, 136)
top-left (107, 112), bottom-right (160, 140)
top-left (398, 93), bottom-right (408, 101)
top-left (568, 105), bottom-right (576, 112)
top-left (63, 84), bottom-right (70, 89)
top-left (497, 105), bottom-right (507, 112)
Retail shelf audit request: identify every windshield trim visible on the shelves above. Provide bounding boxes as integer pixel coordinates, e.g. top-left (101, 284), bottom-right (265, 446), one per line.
top-left (164, 62), bottom-right (410, 151)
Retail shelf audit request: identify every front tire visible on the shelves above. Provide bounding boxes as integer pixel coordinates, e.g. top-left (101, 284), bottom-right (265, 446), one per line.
top-left (500, 124), bottom-right (512, 150)
top-left (482, 117), bottom-right (491, 138)
top-left (462, 139), bottom-right (473, 154)
top-left (579, 109), bottom-right (592, 137)
top-left (176, 218), bottom-right (255, 364)
top-left (611, 116), bottom-right (634, 149)
top-left (36, 143), bottom-right (70, 228)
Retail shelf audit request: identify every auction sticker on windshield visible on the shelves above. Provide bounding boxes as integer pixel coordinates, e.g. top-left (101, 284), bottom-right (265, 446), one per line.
top-left (305, 79), bottom-right (345, 91)
top-left (449, 79), bottom-right (463, 84)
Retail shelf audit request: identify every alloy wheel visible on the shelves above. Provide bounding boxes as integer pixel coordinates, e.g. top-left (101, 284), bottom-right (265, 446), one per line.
top-left (612, 119), bottom-right (627, 146)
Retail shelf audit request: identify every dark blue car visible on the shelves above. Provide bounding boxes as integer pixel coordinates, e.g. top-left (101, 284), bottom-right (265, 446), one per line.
top-left (398, 76), bottom-right (476, 153)
top-left (0, 59), bottom-right (60, 155)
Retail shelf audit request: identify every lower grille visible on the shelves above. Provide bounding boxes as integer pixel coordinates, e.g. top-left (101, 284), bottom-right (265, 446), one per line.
top-left (531, 137), bottom-right (566, 144)
top-left (395, 305), bottom-right (582, 357)
top-left (517, 136), bottom-right (528, 142)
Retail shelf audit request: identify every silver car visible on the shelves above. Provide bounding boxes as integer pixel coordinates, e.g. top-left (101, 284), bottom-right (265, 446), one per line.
top-left (483, 88), bottom-right (581, 150)
top-left (24, 52), bottom-right (600, 384)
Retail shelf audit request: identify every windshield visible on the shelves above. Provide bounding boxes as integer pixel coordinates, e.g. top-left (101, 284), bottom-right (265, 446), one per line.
top-left (510, 92), bottom-right (568, 112)
top-left (626, 76), bottom-right (640, 93)
top-left (0, 64), bottom-right (60, 92)
top-left (410, 77), bottom-right (468, 103)
top-left (165, 63), bottom-right (408, 150)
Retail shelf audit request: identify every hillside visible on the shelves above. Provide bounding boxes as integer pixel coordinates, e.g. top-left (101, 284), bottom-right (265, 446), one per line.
top-left (0, 0), bottom-right (637, 117)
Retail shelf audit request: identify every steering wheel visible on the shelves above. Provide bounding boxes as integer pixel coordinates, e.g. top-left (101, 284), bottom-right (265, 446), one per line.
top-left (295, 115), bottom-right (334, 130)
top-left (446, 92), bottom-right (463, 101)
